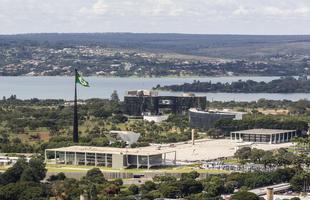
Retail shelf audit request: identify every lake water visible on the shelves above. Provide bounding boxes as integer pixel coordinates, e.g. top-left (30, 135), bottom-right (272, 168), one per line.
top-left (2, 76), bottom-right (310, 102)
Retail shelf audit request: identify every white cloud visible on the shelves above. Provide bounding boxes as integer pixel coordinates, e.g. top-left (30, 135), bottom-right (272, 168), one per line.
top-left (261, 6), bottom-right (310, 17)
top-left (92, 0), bottom-right (109, 15)
top-left (233, 6), bottom-right (250, 16)
top-left (79, 0), bottom-right (109, 16)
top-left (0, 0), bottom-right (310, 34)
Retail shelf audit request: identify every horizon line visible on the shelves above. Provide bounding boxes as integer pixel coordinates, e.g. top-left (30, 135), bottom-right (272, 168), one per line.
top-left (1, 32), bottom-right (310, 37)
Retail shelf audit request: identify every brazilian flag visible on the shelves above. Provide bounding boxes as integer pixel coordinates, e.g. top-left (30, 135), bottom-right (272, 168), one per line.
top-left (75, 71), bottom-right (90, 87)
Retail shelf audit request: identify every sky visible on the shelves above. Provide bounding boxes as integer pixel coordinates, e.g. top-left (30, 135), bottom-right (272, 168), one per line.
top-left (1, 0), bottom-right (310, 35)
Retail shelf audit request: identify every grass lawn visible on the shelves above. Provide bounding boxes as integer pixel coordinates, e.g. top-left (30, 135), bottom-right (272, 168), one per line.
top-left (224, 158), bottom-right (240, 164)
top-left (46, 164), bottom-right (230, 174)
top-left (0, 166), bottom-right (10, 172)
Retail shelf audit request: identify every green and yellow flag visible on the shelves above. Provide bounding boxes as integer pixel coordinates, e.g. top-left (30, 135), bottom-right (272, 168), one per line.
top-left (75, 71), bottom-right (90, 87)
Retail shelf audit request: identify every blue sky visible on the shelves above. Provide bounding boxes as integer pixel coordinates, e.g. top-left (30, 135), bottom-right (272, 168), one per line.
top-left (1, 0), bottom-right (310, 34)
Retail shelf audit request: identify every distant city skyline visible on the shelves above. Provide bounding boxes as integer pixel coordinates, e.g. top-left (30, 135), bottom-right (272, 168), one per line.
top-left (1, 0), bottom-right (310, 35)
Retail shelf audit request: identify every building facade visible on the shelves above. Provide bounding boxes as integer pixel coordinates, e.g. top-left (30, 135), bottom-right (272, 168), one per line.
top-left (108, 131), bottom-right (140, 145)
top-left (45, 146), bottom-right (176, 169)
top-left (124, 90), bottom-right (206, 116)
top-left (143, 115), bottom-right (169, 123)
top-left (189, 108), bottom-right (242, 131)
top-left (230, 129), bottom-right (297, 144)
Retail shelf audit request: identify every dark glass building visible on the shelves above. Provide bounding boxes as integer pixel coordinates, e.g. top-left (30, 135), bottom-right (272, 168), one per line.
top-left (124, 90), bottom-right (206, 116)
top-left (189, 108), bottom-right (241, 131)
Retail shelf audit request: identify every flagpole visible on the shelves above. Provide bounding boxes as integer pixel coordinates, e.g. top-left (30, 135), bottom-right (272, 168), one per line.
top-left (73, 69), bottom-right (79, 143)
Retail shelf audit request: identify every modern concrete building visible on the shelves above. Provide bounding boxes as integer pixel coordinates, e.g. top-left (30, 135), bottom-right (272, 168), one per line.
top-left (230, 129), bottom-right (297, 144)
top-left (189, 108), bottom-right (243, 131)
top-left (143, 115), bottom-right (169, 123)
top-left (124, 90), bottom-right (206, 116)
top-left (0, 156), bottom-right (31, 166)
top-left (45, 146), bottom-right (176, 169)
top-left (109, 131), bottom-right (140, 145)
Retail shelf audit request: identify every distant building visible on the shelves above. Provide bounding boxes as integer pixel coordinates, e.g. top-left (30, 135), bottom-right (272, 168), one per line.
top-left (0, 156), bottom-right (31, 166)
top-left (109, 131), bottom-right (140, 145)
top-left (124, 90), bottom-right (206, 116)
top-left (64, 100), bottom-right (86, 106)
top-left (0, 156), bottom-right (12, 166)
top-left (143, 115), bottom-right (169, 123)
top-left (230, 129), bottom-right (297, 144)
top-left (45, 146), bottom-right (176, 169)
top-left (189, 108), bottom-right (244, 131)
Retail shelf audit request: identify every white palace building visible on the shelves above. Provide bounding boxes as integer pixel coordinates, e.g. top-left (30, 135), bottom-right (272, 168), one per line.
top-left (230, 129), bottom-right (297, 144)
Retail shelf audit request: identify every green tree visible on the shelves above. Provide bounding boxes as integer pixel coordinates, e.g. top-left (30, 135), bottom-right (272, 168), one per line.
top-left (84, 168), bottom-right (106, 184)
top-left (235, 147), bottom-right (251, 161)
top-left (181, 171), bottom-right (200, 180)
top-left (20, 158), bottom-right (46, 182)
top-left (250, 149), bottom-right (265, 163)
top-left (111, 90), bottom-right (120, 102)
top-left (206, 128), bottom-right (221, 139)
top-left (0, 158), bottom-right (28, 185)
top-left (104, 184), bottom-right (120, 196)
top-left (112, 178), bottom-right (123, 186)
top-left (47, 172), bottom-right (66, 182)
top-left (203, 176), bottom-right (225, 197)
top-left (261, 152), bottom-right (275, 169)
top-left (153, 175), bottom-right (177, 183)
top-left (128, 184), bottom-right (139, 195)
top-left (231, 191), bottom-right (259, 200)
top-left (0, 182), bottom-right (47, 200)
top-left (52, 178), bottom-right (81, 200)
top-left (141, 181), bottom-right (157, 194)
top-left (290, 173), bottom-right (310, 192)
top-left (160, 185), bottom-right (181, 198)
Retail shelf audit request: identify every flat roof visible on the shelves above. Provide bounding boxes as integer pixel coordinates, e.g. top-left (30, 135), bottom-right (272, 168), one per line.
top-left (45, 145), bottom-right (175, 156)
top-left (231, 129), bottom-right (296, 135)
top-left (125, 94), bottom-right (206, 98)
top-left (189, 108), bottom-right (237, 116)
top-left (109, 130), bottom-right (139, 135)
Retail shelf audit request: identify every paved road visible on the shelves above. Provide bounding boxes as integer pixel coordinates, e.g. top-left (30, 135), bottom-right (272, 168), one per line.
top-left (249, 183), bottom-right (290, 196)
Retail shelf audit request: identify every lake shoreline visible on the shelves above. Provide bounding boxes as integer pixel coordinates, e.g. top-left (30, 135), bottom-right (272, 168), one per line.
top-left (154, 89), bottom-right (310, 94)
top-left (1, 76), bottom-right (309, 101)
top-left (0, 75), bottom-right (288, 78)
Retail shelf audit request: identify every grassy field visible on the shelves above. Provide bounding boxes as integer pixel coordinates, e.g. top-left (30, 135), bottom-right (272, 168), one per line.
top-left (223, 158), bottom-right (240, 164)
top-left (0, 162), bottom-right (230, 174)
top-left (46, 164), bottom-right (230, 174)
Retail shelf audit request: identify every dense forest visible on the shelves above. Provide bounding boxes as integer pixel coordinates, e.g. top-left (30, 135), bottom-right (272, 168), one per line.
top-left (0, 158), bottom-right (304, 200)
top-left (155, 77), bottom-right (310, 93)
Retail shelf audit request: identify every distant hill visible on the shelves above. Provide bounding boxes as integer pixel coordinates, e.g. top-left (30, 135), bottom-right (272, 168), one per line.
top-left (1, 33), bottom-right (310, 76)
top-left (1, 33), bottom-right (310, 59)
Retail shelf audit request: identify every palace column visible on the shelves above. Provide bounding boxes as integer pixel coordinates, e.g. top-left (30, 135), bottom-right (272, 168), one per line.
top-left (163, 153), bottom-right (166, 165)
top-left (84, 152), bottom-right (87, 166)
top-left (147, 155), bottom-right (150, 170)
top-left (74, 152), bottom-right (77, 165)
top-left (274, 134), bottom-right (277, 144)
top-left (95, 153), bottom-right (97, 166)
top-left (105, 154), bottom-right (108, 167)
top-left (270, 134), bottom-right (273, 144)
